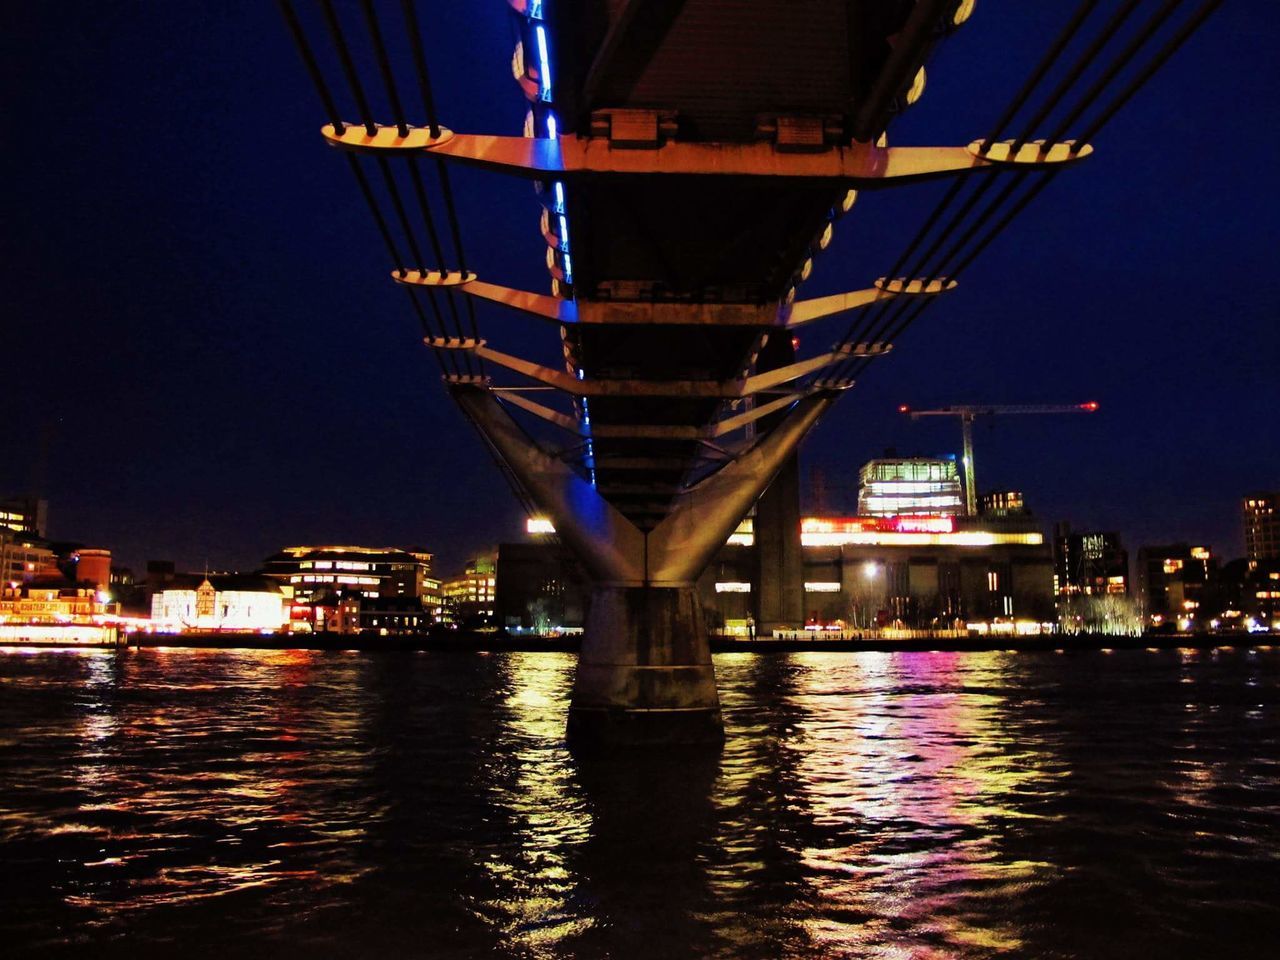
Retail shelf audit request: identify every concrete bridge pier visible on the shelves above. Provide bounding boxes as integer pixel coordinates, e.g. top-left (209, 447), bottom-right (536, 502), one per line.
top-left (452, 384), bottom-right (835, 747)
top-left (568, 583), bottom-right (721, 747)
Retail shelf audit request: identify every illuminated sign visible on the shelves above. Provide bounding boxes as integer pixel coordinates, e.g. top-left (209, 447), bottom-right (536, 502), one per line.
top-left (799, 516), bottom-right (1042, 547)
top-left (526, 514), bottom-right (1041, 548)
top-left (802, 516), bottom-right (955, 535)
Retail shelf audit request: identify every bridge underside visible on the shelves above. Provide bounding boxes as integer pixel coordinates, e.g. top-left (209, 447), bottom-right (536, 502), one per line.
top-left (283, 0), bottom-right (1099, 745)
top-left (460, 0), bottom-right (974, 746)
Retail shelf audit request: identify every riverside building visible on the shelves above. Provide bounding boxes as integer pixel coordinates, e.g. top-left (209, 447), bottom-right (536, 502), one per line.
top-left (1244, 493), bottom-right (1279, 563)
top-left (0, 575), bottom-right (121, 646)
top-left (857, 457), bottom-right (964, 517)
top-left (442, 556), bottom-right (497, 626)
top-left (1137, 544), bottom-right (1215, 627)
top-left (150, 574), bottom-right (286, 633)
top-left (261, 545), bottom-right (440, 611)
top-left (513, 509), bottom-right (1055, 636)
top-left (1053, 525), bottom-right (1129, 597)
top-left (702, 512), bottom-right (1054, 633)
top-left (0, 495), bottom-right (48, 538)
top-left (1, 528), bottom-right (54, 586)
top-left (512, 448), bottom-right (1058, 636)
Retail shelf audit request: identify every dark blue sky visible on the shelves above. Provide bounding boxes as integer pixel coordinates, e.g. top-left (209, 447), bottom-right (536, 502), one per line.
top-left (3, 2), bottom-right (1277, 575)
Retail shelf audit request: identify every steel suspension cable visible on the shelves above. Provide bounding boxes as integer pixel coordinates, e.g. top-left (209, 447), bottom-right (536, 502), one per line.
top-left (1043, 0), bottom-right (1186, 147)
top-left (404, 288), bottom-right (454, 376)
top-left (1075, 0), bottom-right (1224, 148)
top-left (277, 0), bottom-right (345, 134)
top-left (440, 277), bottom-right (468, 341)
top-left (359, 0), bottom-right (453, 277)
top-left (948, 172), bottom-right (1061, 280)
top-left (317, 0), bottom-right (377, 136)
top-left (831, 0), bottom-right (1178, 382)
top-left (843, 0), bottom-right (1221, 383)
top-left (1006, 0), bottom-right (1145, 155)
top-left (911, 0), bottom-right (1221, 320)
top-left (349, 155), bottom-right (460, 373)
top-left (343, 155), bottom-right (405, 274)
top-left (942, 0), bottom-right (1222, 286)
top-left (406, 162), bottom-right (450, 272)
top-left (358, 0), bottom-right (409, 137)
top-left (397, 0), bottom-right (482, 362)
top-left (837, 167), bottom-right (1036, 382)
top-left (396, 0), bottom-right (470, 285)
top-left (838, 173), bottom-right (1055, 381)
top-left (893, 0), bottom-right (1177, 314)
top-left (837, 0), bottom-right (1108, 354)
top-left (277, 3), bottom-right (463, 378)
top-left (836, 177), bottom-right (966, 352)
top-left (839, 169), bottom-right (1009, 361)
top-left (373, 156), bottom-right (428, 273)
top-left (979, 0), bottom-right (1103, 151)
top-left (400, 0), bottom-right (442, 138)
top-left (316, 0), bottom-right (438, 301)
top-left (935, 173), bottom-right (1031, 275)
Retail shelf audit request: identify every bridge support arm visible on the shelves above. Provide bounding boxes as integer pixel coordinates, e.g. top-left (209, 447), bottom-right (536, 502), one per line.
top-left (646, 392), bottom-right (836, 583)
top-left (450, 383), bottom-right (835, 748)
top-left (450, 384), bottom-right (645, 582)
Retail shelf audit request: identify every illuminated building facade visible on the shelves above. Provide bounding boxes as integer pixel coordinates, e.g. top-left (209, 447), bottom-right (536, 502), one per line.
top-left (980, 490), bottom-right (1027, 517)
top-left (442, 557), bottom-right (497, 626)
top-left (0, 495), bottom-right (48, 538)
top-left (150, 574), bottom-right (285, 633)
top-left (1205, 558), bottom-right (1280, 633)
top-left (1, 528), bottom-right (55, 586)
top-left (1246, 562), bottom-right (1280, 630)
top-left (1137, 544), bottom-right (1215, 626)
top-left (262, 545), bottom-right (439, 609)
top-left (858, 458), bottom-right (964, 517)
top-left (287, 594), bottom-right (360, 634)
top-left (701, 513), bottom-right (1054, 632)
top-left (1244, 492), bottom-right (1279, 563)
top-left (359, 598), bottom-right (435, 634)
top-left (1053, 525), bottom-right (1129, 597)
top-left (0, 577), bottom-right (121, 646)
top-left (1, 580), bottom-right (114, 620)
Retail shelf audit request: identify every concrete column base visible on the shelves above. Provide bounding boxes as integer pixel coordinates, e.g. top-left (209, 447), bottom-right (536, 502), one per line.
top-left (567, 584), bottom-right (724, 748)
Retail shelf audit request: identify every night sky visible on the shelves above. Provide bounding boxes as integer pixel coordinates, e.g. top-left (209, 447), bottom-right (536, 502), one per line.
top-left (3, 2), bottom-right (1277, 576)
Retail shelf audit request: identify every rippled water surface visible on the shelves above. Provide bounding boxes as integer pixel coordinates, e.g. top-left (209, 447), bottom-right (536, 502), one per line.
top-left (2, 647), bottom-right (1278, 958)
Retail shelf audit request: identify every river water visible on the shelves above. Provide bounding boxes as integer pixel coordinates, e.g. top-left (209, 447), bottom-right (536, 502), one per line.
top-left (1, 646), bottom-right (1277, 958)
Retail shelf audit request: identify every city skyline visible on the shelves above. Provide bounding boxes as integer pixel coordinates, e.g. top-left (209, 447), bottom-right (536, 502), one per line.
top-left (3, 2), bottom-right (1277, 574)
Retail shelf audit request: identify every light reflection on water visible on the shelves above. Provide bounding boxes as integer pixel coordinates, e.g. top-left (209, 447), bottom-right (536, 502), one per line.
top-left (0, 647), bottom-right (1277, 958)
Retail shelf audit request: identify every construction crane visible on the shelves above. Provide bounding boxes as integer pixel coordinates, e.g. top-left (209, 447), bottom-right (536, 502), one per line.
top-left (898, 402), bottom-right (1100, 517)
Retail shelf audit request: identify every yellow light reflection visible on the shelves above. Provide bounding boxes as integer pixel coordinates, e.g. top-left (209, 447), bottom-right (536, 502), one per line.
top-left (712, 651), bottom-right (1059, 955)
